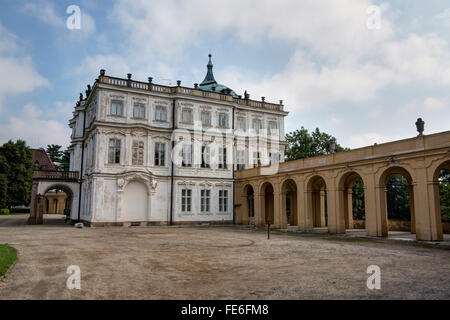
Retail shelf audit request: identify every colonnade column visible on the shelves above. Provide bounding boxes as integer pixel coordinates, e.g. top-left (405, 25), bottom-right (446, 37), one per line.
top-left (346, 188), bottom-right (354, 229)
top-left (327, 184), bottom-right (346, 234)
top-left (415, 168), bottom-right (442, 241)
top-left (239, 192), bottom-right (248, 225)
top-left (273, 182), bottom-right (284, 228)
top-left (408, 184), bottom-right (416, 234)
top-left (255, 191), bottom-right (264, 227)
top-left (427, 180), bottom-right (443, 241)
top-left (297, 180), bottom-right (311, 231)
top-left (366, 173), bottom-right (388, 237)
top-left (319, 188), bottom-right (326, 227)
top-left (27, 181), bottom-right (38, 225)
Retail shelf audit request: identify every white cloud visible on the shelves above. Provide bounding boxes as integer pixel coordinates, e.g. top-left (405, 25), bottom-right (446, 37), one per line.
top-left (23, 104), bottom-right (41, 119)
top-left (53, 101), bottom-right (75, 119)
top-left (0, 24), bottom-right (19, 54)
top-left (347, 133), bottom-right (407, 149)
top-left (67, 10), bottom-right (96, 39)
top-left (403, 97), bottom-right (446, 113)
top-left (424, 97), bottom-right (445, 111)
top-left (434, 8), bottom-right (450, 22)
top-left (22, 2), bottom-right (96, 39)
top-left (0, 105), bottom-right (71, 148)
top-left (102, 0), bottom-right (450, 111)
top-left (0, 24), bottom-right (49, 111)
top-left (110, 0), bottom-right (393, 59)
top-left (75, 54), bottom-right (130, 78)
top-left (73, 0), bottom-right (450, 150)
top-left (22, 2), bottom-right (65, 27)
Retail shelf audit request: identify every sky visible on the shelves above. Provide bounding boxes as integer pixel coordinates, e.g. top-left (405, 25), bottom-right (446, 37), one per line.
top-left (0, 0), bottom-right (449, 149)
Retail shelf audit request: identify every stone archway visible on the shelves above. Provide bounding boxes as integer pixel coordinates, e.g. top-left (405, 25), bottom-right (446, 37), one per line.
top-left (379, 166), bottom-right (416, 236)
top-left (281, 179), bottom-right (298, 227)
top-left (43, 184), bottom-right (73, 216)
top-left (338, 171), bottom-right (365, 230)
top-left (242, 184), bottom-right (255, 225)
top-left (306, 175), bottom-right (327, 229)
top-left (30, 181), bottom-right (79, 224)
top-left (260, 182), bottom-right (274, 225)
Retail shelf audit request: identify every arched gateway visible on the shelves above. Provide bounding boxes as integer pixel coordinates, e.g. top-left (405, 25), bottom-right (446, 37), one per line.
top-left (28, 171), bottom-right (80, 224)
top-left (234, 131), bottom-right (450, 241)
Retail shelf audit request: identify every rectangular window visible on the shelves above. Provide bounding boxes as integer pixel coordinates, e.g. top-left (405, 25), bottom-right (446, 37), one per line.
top-left (268, 121), bottom-right (278, 135)
top-left (154, 142), bottom-right (166, 166)
top-left (201, 146), bottom-right (210, 168)
top-left (218, 113), bottom-right (228, 127)
top-left (218, 148), bottom-right (227, 169)
top-left (201, 111), bottom-right (211, 126)
top-left (236, 150), bottom-right (245, 171)
top-left (253, 151), bottom-right (261, 168)
top-left (269, 152), bottom-right (280, 166)
top-left (133, 103), bottom-right (145, 119)
top-left (182, 108), bottom-right (193, 123)
top-left (200, 189), bottom-right (210, 212)
top-left (219, 190), bottom-right (228, 212)
top-left (108, 139), bottom-right (121, 164)
top-left (155, 106), bottom-right (167, 121)
top-left (182, 144), bottom-right (192, 167)
top-left (252, 119), bottom-right (262, 134)
top-left (132, 141), bottom-right (144, 165)
top-left (110, 101), bottom-right (123, 116)
top-left (181, 189), bottom-right (192, 212)
top-left (236, 117), bottom-right (246, 131)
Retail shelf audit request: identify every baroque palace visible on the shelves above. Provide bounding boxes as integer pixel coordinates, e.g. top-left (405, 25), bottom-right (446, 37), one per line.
top-left (64, 55), bottom-right (287, 225)
top-left (28, 55), bottom-right (449, 241)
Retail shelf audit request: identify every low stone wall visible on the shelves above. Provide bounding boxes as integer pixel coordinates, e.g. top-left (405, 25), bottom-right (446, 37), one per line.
top-left (388, 219), bottom-right (411, 232)
top-left (443, 222), bottom-right (450, 234)
top-left (353, 220), bottom-right (365, 229)
top-left (353, 219), bottom-right (450, 234)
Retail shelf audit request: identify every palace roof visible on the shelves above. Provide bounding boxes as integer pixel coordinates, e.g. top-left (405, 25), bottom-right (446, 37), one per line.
top-left (198, 54), bottom-right (239, 98)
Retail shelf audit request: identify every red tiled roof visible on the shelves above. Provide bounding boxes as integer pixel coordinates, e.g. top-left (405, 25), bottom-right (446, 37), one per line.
top-left (32, 149), bottom-right (56, 171)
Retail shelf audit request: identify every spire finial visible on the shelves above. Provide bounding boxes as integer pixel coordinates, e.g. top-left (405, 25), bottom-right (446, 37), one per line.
top-left (200, 53), bottom-right (217, 86)
top-left (207, 53), bottom-right (213, 67)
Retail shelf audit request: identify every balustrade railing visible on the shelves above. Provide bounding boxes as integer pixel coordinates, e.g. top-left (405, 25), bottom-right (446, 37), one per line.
top-left (98, 75), bottom-right (284, 112)
top-left (32, 170), bottom-right (79, 181)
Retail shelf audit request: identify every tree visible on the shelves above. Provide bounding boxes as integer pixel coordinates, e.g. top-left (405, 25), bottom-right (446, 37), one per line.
top-left (285, 127), bottom-right (347, 161)
top-left (61, 149), bottom-right (71, 171)
top-left (46, 144), bottom-right (63, 163)
top-left (0, 153), bottom-right (7, 208)
top-left (439, 169), bottom-right (450, 222)
top-left (0, 140), bottom-right (33, 208)
top-left (352, 179), bottom-right (365, 219)
top-left (0, 174), bottom-right (7, 208)
top-left (386, 175), bottom-right (410, 220)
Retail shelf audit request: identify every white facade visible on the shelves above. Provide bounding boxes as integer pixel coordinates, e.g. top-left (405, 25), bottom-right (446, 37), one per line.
top-left (68, 59), bottom-right (288, 225)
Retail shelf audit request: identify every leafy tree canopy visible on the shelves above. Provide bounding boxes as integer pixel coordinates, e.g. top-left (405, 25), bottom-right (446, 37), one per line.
top-left (0, 140), bottom-right (33, 208)
top-left (46, 144), bottom-right (63, 163)
top-left (285, 127), bottom-right (348, 161)
top-left (61, 149), bottom-right (70, 171)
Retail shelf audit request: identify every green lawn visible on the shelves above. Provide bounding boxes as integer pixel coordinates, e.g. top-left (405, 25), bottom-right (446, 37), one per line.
top-left (0, 244), bottom-right (17, 277)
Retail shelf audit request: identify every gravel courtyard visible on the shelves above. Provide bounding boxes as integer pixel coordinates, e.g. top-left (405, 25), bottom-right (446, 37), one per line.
top-left (0, 214), bottom-right (449, 300)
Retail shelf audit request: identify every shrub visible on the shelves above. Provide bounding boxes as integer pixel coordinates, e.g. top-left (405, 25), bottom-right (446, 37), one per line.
top-left (10, 207), bottom-right (30, 214)
top-left (0, 208), bottom-right (10, 215)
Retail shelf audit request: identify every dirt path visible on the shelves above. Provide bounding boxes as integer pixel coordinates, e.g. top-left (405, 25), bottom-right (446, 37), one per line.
top-left (0, 215), bottom-right (449, 299)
